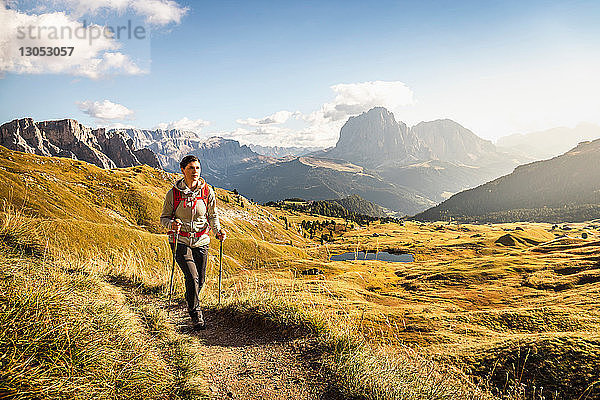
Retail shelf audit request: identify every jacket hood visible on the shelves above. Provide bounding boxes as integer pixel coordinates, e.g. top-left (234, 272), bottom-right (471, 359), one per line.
top-left (174, 177), bottom-right (206, 197)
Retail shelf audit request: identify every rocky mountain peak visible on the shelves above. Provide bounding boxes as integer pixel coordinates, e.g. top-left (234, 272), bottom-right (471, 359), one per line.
top-left (0, 118), bottom-right (159, 169)
top-left (195, 136), bottom-right (256, 160)
top-left (327, 107), bottom-right (431, 168)
top-left (411, 119), bottom-right (496, 163)
top-left (115, 128), bottom-right (203, 149)
top-left (201, 136), bottom-right (231, 148)
top-left (337, 107), bottom-right (402, 145)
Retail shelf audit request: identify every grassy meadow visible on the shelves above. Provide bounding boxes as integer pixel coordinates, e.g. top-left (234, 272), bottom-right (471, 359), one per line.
top-left (1, 145), bottom-right (599, 399)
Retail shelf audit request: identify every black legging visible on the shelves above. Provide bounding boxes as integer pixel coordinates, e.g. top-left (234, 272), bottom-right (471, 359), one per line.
top-left (171, 243), bottom-right (208, 317)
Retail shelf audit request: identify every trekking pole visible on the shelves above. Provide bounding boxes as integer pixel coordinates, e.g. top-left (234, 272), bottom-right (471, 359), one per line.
top-left (218, 238), bottom-right (223, 305)
top-left (168, 227), bottom-right (180, 307)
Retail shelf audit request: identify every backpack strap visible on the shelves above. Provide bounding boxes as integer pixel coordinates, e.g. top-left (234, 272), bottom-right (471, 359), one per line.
top-left (200, 182), bottom-right (210, 209)
top-left (168, 187), bottom-right (182, 242)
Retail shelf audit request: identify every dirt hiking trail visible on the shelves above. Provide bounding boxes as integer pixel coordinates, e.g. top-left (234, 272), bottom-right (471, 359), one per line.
top-left (112, 274), bottom-right (353, 400)
top-left (169, 304), bottom-right (349, 400)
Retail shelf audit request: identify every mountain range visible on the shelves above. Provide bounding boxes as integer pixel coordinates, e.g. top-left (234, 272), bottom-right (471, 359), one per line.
top-left (88, 107), bottom-right (524, 215)
top-left (194, 108), bottom-right (527, 215)
top-left (415, 138), bottom-right (600, 223)
top-left (306, 108), bottom-right (527, 211)
top-left (116, 128), bottom-right (279, 188)
top-left (0, 118), bottom-right (158, 169)
top-left (2, 108), bottom-right (576, 217)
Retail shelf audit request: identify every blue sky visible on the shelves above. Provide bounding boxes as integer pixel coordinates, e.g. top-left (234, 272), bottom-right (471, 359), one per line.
top-left (1, 0), bottom-right (600, 146)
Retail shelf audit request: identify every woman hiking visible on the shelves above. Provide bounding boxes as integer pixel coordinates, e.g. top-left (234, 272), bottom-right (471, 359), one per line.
top-left (160, 155), bottom-right (226, 330)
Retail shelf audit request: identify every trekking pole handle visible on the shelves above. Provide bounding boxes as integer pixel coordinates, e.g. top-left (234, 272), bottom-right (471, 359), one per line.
top-left (171, 218), bottom-right (182, 232)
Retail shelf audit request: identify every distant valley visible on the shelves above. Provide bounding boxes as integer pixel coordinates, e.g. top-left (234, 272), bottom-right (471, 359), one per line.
top-left (225, 108), bottom-right (529, 214)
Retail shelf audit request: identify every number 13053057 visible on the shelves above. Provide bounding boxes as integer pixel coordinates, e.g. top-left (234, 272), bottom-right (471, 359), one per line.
top-left (19, 47), bottom-right (74, 56)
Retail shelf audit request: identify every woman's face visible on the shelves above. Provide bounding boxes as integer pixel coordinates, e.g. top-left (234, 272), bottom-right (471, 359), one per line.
top-left (181, 160), bottom-right (201, 183)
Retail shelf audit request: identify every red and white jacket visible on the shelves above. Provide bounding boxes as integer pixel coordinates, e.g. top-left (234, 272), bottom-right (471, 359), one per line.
top-left (160, 177), bottom-right (221, 247)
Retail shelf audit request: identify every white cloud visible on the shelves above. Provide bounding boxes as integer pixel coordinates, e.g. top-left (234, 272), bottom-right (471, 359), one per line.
top-left (130, 0), bottom-right (187, 26)
top-left (94, 51), bottom-right (143, 75)
top-left (307, 80), bottom-right (414, 123)
top-left (65, 0), bottom-right (130, 16)
top-left (155, 117), bottom-right (210, 132)
top-left (97, 121), bottom-right (138, 130)
top-left (236, 110), bottom-right (301, 126)
top-left (0, 4), bottom-right (146, 78)
top-left (223, 81), bottom-right (415, 148)
top-left (77, 99), bottom-right (134, 121)
top-left (57, 0), bottom-right (188, 26)
top-left (218, 123), bottom-right (337, 149)
top-left (219, 126), bottom-right (303, 147)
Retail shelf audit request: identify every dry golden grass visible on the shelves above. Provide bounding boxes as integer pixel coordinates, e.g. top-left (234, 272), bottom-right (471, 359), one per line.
top-left (197, 267), bottom-right (496, 400)
top-left (0, 250), bottom-right (175, 399)
top-left (0, 202), bottom-right (213, 399)
top-left (302, 220), bottom-right (600, 399)
top-left (2, 146), bottom-right (600, 399)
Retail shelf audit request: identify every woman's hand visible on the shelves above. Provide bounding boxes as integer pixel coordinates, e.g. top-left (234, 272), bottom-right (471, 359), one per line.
top-left (171, 219), bottom-right (182, 231)
top-left (216, 229), bottom-right (226, 241)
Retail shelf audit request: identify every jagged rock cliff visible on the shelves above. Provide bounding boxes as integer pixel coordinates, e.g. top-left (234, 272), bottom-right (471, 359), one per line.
top-left (0, 118), bottom-right (159, 169)
top-left (112, 128), bottom-right (268, 179)
top-left (323, 108), bottom-right (515, 168)
top-left (325, 107), bottom-right (432, 167)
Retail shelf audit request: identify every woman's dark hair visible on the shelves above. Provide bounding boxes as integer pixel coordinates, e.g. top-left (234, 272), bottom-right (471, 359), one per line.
top-left (180, 155), bottom-right (201, 171)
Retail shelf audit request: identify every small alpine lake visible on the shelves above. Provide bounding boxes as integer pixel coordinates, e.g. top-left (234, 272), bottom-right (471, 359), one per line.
top-left (330, 251), bottom-right (414, 262)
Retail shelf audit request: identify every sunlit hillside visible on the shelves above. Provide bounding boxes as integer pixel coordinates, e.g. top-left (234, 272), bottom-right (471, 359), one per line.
top-left (1, 145), bottom-right (599, 400)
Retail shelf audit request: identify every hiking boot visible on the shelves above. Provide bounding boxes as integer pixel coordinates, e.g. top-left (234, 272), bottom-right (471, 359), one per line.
top-left (193, 320), bottom-right (206, 330)
top-left (190, 311), bottom-right (206, 330)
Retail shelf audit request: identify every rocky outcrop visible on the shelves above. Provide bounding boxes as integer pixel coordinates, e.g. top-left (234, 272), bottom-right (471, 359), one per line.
top-left (306, 107), bottom-right (528, 207)
top-left (195, 137), bottom-right (258, 165)
top-left (323, 108), bottom-right (517, 168)
top-left (325, 107), bottom-right (432, 168)
top-left (118, 127), bottom-right (204, 151)
top-left (411, 119), bottom-right (497, 164)
top-left (132, 147), bottom-right (160, 169)
top-left (0, 118), bottom-right (159, 169)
